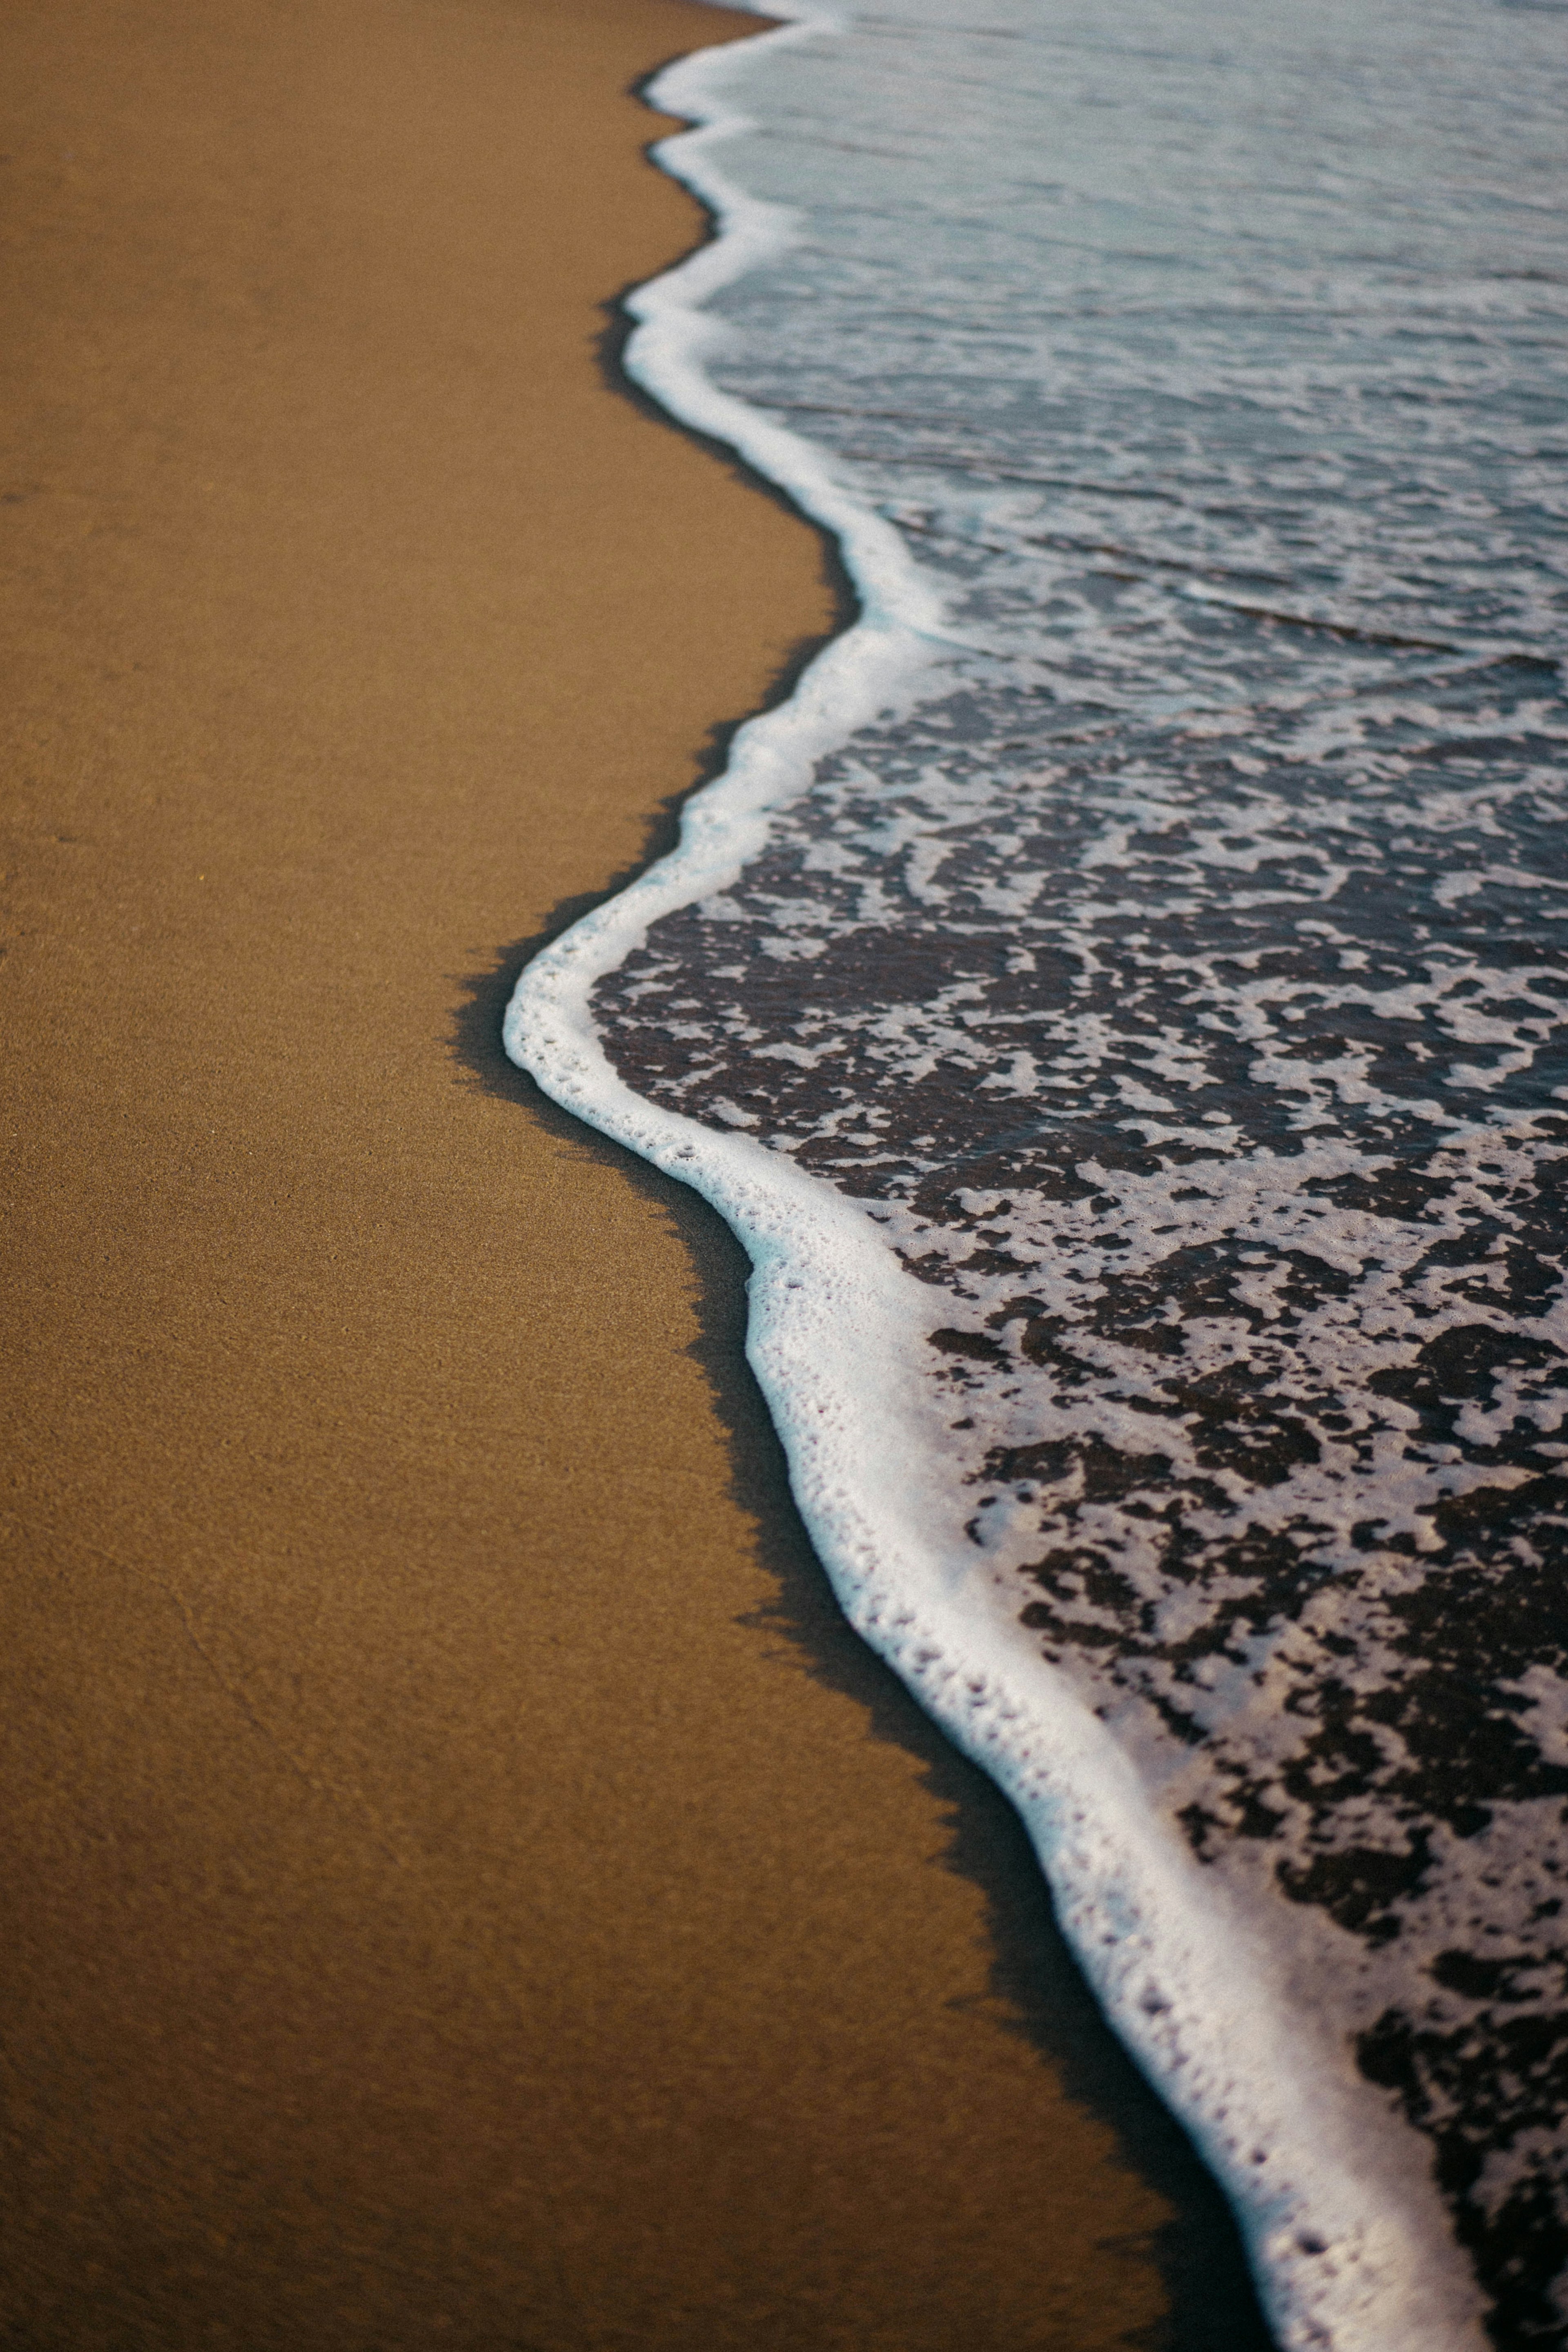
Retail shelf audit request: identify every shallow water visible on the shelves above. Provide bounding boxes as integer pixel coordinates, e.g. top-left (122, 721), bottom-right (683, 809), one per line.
top-left (515, 0), bottom-right (1568, 2339)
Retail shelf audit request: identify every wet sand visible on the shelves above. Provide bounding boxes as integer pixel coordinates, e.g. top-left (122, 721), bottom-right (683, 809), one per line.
top-left (0, 0), bottom-right (1272, 2344)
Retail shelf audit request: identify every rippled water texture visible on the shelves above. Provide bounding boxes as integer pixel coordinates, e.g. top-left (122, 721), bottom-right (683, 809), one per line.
top-left (592, 0), bottom-right (1568, 2334)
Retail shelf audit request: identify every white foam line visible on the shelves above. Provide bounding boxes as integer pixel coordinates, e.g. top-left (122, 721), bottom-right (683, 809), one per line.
top-left (504, 10), bottom-right (1489, 2344)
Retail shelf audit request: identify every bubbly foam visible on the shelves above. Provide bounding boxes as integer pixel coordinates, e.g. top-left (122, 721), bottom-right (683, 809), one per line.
top-left (509, 2), bottom-right (1568, 2339)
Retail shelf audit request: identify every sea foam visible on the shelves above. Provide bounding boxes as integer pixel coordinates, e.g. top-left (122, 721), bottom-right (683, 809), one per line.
top-left (508, 2), bottom-right (1568, 2340)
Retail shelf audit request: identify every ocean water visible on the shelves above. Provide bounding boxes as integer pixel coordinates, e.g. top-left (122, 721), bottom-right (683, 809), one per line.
top-left (507, 1), bottom-right (1568, 2342)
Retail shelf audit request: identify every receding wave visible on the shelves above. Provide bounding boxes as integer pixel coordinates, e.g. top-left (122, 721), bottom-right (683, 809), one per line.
top-left (508, 2), bottom-right (1568, 2342)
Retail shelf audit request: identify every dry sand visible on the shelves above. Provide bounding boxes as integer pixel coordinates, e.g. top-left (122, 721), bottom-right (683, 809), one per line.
top-left (0, 1), bottom-right (1272, 2344)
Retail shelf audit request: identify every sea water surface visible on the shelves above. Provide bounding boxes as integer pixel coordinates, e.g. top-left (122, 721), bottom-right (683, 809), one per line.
top-left (508, 1), bottom-right (1568, 2342)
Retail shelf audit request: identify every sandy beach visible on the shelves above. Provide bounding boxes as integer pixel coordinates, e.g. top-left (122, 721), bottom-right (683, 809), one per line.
top-left (1, 1), bottom-right (1270, 2344)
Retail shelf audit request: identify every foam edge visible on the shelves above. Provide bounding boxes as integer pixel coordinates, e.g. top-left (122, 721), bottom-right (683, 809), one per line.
top-left (504, 10), bottom-right (1492, 2344)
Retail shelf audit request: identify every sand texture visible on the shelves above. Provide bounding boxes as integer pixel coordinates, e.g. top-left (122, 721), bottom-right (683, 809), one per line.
top-left (0, 1), bottom-right (1270, 2344)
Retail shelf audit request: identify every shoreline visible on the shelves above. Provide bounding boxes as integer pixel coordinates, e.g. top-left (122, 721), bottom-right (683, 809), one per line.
top-left (508, 21), bottom-right (1479, 2349)
top-left (2, 2), bottom-right (1267, 2345)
